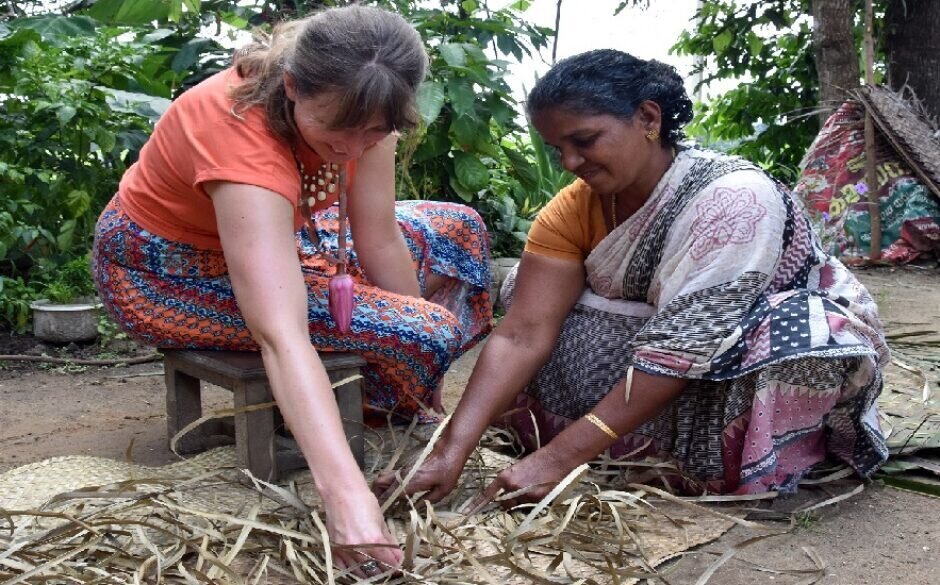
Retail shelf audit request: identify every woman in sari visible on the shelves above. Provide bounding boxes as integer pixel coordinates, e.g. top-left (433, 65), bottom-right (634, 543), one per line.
top-left (374, 49), bottom-right (889, 503)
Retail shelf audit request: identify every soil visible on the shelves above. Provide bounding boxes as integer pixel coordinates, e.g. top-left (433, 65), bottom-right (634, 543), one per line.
top-left (1, 265), bottom-right (939, 584)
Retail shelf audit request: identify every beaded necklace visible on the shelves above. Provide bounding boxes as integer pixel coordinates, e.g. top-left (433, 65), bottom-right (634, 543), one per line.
top-left (298, 159), bottom-right (341, 203)
top-left (295, 155), bottom-right (341, 249)
top-left (293, 153), bottom-right (354, 332)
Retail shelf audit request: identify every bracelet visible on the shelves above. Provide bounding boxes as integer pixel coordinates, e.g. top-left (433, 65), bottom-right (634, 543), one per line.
top-left (584, 413), bottom-right (619, 440)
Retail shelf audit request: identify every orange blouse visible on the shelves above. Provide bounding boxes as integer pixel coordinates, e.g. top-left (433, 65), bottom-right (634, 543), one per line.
top-left (118, 68), bottom-right (354, 250)
top-left (524, 179), bottom-right (609, 262)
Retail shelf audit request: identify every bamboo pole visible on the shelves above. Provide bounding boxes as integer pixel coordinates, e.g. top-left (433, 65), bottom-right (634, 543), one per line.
top-left (863, 0), bottom-right (882, 261)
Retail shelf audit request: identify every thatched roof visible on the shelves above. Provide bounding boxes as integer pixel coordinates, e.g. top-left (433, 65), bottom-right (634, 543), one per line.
top-left (854, 85), bottom-right (940, 199)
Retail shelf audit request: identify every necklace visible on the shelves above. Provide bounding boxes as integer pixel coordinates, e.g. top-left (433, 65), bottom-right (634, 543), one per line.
top-left (297, 159), bottom-right (341, 205)
top-left (610, 191), bottom-right (619, 230)
top-left (610, 147), bottom-right (678, 230)
top-left (294, 153), bottom-right (342, 249)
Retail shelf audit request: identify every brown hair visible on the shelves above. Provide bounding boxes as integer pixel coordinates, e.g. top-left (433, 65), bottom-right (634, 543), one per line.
top-left (229, 5), bottom-right (427, 142)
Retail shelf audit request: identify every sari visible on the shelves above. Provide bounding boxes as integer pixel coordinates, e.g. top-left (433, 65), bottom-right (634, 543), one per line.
top-left (502, 148), bottom-right (889, 494)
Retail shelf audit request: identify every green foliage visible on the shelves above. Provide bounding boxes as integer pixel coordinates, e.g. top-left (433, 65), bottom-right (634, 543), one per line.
top-left (0, 0), bottom-right (571, 331)
top-left (674, 0), bottom-right (818, 183)
top-left (0, 276), bottom-right (35, 333)
top-left (36, 255), bottom-right (98, 304)
top-left (0, 20), bottom-right (162, 276)
top-left (380, 0), bottom-right (560, 255)
top-left (97, 313), bottom-right (128, 348)
top-left (0, 1), bottom-right (239, 330)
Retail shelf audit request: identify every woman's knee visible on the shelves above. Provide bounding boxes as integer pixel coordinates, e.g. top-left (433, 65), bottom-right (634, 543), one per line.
top-left (448, 204), bottom-right (488, 240)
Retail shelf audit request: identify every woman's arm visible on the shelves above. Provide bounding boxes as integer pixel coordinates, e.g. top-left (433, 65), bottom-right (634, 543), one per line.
top-left (207, 182), bottom-right (401, 571)
top-left (346, 134), bottom-right (420, 298)
top-left (470, 371), bottom-right (687, 508)
top-left (373, 251), bottom-right (586, 502)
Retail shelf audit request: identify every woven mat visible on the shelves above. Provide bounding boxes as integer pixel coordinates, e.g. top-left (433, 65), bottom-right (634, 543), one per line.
top-left (0, 427), bottom-right (736, 584)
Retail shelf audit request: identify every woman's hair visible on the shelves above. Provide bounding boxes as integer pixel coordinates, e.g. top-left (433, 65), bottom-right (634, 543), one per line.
top-left (526, 49), bottom-right (693, 146)
top-left (230, 5), bottom-right (427, 142)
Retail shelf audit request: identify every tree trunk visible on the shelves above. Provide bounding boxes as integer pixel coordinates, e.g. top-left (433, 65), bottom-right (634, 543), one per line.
top-left (811, 0), bottom-right (860, 125)
top-left (551, 0), bottom-right (562, 64)
top-left (886, 0), bottom-right (940, 121)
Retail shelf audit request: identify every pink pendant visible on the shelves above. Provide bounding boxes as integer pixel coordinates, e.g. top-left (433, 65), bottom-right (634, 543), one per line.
top-left (328, 272), bottom-right (354, 333)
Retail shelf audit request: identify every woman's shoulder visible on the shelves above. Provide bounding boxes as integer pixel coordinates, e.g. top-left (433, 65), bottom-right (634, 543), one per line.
top-left (534, 179), bottom-right (595, 225)
top-left (684, 147), bottom-right (780, 195)
top-left (552, 178), bottom-right (594, 206)
top-left (166, 69), bottom-right (269, 132)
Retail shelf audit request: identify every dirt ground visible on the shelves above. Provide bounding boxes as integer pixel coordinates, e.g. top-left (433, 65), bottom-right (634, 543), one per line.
top-left (1, 265), bottom-right (939, 584)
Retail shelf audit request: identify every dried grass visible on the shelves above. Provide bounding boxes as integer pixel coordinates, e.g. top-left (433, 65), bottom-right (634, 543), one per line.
top-left (4, 343), bottom-right (936, 583)
top-left (0, 418), bottom-right (762, 585)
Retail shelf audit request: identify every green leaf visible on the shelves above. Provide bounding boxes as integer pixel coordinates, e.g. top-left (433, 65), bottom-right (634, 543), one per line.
top-left (142, 28), bottom-right (175, 43)
top-left (219, 12), bottom-right (249, 29)
top-left (0, 27), bottom-right (40, 52)
top-left (502, 146), bottom-right (539, 191)
top-left (447, 79), bottom-right (477, 119)
top-left (747, 31), bottom-right (763, 57)
top-left (438, 43), bottom-right (467, 68)
top-left (56, 105), bottom-right (77, 126)
top-left (712, 29), bottom-right (733, 54)
top-left (448, 174), bottom-right (475, 202)
top-left (65, 190), bottom-right (91, 218)
top-left (454, 151), bottom-right (489, 192)
top-left (496, 34), bottom-right (523, 61)
top-left (416, 81), bottom-right (445, 125)
top-left (118, 0), bottom-right (171, 23)
top-left (56, 219), bottom-right (77, 252)
top-left (7, 16), bottom-right (98, 43)
top-left (488, 100), bottom-right (516, 128)
top-left (171, 38), bottom-right (211, 73)
top-left (84, 0), bottom-right (124, 22)
top-left (412, 126), bottom-right (450, 164)
top-left (96, 129), bottom-right (116, 153)
top-left (451, 115), bottom-right (481, 148)
top-left (168, 0), bottom-right (183, 23)
top-left (461, 0), bottom-right (478, 14)
top-left (182, 0), bottom-right (202, 13)
top-left (105, 88), bottom-right (171, 120)
top-left (461, 43), bottom-right (488, 63)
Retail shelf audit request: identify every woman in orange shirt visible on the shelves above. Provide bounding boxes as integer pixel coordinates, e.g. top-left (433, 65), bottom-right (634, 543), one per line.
top-left (376, 49), bottom-right (888, 506)
top-left (93, 6), bottom-right (491, 577)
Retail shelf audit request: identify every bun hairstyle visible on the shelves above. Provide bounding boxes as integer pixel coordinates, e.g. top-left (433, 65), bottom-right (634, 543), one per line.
top-left (230, 5), bottom-right (428, 142)
top-left (526, 49), bottom-right (693, 147)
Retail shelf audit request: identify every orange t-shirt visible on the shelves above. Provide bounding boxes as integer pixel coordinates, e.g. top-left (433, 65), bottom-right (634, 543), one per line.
top-left (118, 68), bottom-right (352, 250)
top-left (524, 179), bottom-right (608, 262)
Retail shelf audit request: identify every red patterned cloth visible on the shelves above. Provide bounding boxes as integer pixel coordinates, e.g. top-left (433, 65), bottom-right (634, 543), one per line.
top-left (93, 195), bottom-right (493, 424)
top-left (793, 101), bottom-right (940, 263)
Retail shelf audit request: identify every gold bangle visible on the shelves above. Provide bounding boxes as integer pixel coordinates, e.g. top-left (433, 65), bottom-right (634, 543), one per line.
top-left (584, 413), bottom-right (619, 440)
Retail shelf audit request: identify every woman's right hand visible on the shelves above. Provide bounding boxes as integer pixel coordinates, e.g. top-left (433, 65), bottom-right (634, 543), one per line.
top-left (371, 442), bottom-right (468, 505)
top-left (324, 487), bottom-right (403, 578)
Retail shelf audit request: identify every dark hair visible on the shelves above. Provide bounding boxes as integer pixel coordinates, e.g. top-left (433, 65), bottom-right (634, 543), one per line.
top-left (526, 49), bottom-right (693, 147)
top-left (230, 5), bottom-right (427, 142)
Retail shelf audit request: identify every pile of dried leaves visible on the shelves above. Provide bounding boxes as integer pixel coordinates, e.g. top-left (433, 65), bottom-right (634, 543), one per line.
top-left (2, 342), bottom-right (936, 584)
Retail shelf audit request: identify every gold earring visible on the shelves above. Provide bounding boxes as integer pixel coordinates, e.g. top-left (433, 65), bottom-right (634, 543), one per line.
top-left (645, 129), bottom-right (660, 142)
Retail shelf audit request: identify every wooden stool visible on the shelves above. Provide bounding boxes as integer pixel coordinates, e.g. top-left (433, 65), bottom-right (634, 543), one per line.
top-left (161, 350), bottom-right (367, 481)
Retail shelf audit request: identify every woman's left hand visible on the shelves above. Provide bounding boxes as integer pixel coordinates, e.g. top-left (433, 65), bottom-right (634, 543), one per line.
top-left (466, 446), bottom-right (576, 513)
